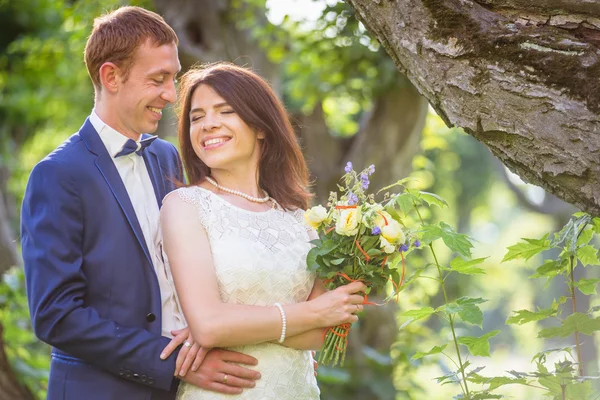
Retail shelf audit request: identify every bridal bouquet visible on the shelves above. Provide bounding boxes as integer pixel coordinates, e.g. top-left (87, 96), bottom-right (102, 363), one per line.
top-left (305, 162), bottom-right (418, 367)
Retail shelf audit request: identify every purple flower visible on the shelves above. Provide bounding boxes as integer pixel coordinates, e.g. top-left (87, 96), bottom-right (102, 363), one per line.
top-left (360, 173), bottom-right (370, 190)
top-left (399, 244), bottom-right (409, 252)
top-left (372, 226), bottom-right (381, 235)
top-left (348, 192), bottom-right (358, 205)
top-left (414, 239), bottom-right (421, 248)
top-left (368, 164), bottom-right (375, 174)
top-left (344, 162), bottom-right (353, 173)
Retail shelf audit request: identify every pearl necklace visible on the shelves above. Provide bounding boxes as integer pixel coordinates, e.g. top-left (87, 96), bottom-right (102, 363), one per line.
top-left (206, 176), bottom-right (271, 203)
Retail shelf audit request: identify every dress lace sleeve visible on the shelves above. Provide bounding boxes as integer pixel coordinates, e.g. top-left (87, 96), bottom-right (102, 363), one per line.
top-left (170, 186), bottom-right (213, 231)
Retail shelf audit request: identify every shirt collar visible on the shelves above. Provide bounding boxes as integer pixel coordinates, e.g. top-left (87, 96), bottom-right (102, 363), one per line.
top-left (90, 110), bottom-right (140, 158)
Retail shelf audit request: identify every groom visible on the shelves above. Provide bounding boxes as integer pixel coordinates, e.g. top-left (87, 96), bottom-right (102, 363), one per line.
top-left (21, 6), bottom-right (260, 400)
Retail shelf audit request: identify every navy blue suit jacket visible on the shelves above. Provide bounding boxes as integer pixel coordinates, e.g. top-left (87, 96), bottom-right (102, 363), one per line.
top-left (21, 119), bottom-right (184, 400)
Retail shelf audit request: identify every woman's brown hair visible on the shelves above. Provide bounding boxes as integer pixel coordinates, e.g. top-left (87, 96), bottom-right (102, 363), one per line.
top-left (175, 63), bottom-right (311, 210)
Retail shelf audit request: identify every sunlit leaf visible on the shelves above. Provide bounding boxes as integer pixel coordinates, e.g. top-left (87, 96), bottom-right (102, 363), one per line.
top-left (502, 234), bottom-right (551, 263)
top-left (576, 245), bottom-right (600, 266)
top-left (417, 191), bottom-right (448, 209)
top-left (575, 278), bottom-right (600, 295)
top-left (506, 301), bottom-right (561, 325)
top-left (457, 331), bottom-right (500, 357)
top-left (538, 313), bottom-right (600, 338)
top-left (449, 257), bottom-right (487, 275)
top-left (412, 344), bottom-right (447, 360)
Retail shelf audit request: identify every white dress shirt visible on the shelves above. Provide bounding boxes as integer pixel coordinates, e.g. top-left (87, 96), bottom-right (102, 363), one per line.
top-left (90, 111), bottom-right (184, 337)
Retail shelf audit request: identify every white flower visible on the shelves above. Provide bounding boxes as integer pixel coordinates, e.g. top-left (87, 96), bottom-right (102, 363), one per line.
top-left (379, 236), bottom-right (396, 254)
top-left (304, 205), bottom-right (329, 229)
top-left (381, 219), bottom-right (405, 244)
top-left (335, 208), bottom-right (361, 236)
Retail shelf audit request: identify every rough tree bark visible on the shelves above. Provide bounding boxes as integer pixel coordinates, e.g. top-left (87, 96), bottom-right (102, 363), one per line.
top-left (345, 0), bottom-right (600, 216)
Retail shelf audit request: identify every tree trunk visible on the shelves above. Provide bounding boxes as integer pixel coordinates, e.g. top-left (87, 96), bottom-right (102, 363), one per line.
top-left (344, 0), bottom-right (600, 216)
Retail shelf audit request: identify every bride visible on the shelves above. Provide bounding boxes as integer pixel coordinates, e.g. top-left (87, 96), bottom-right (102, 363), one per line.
top-left (160, 62), bottom-right (366, 399)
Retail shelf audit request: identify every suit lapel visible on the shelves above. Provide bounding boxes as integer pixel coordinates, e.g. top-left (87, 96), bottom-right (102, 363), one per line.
top-left (142, 138), bottom-right (165, 209)
top-left (80, 120), bottom-right (153, 267)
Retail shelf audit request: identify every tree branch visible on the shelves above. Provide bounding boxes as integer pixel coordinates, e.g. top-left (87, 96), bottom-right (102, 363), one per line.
top-left (345, 0), bottom-right (600, 215)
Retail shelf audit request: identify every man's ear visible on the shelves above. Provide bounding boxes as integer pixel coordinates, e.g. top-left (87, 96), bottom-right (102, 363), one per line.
top-left (98, 62), bottom-right (120, 94)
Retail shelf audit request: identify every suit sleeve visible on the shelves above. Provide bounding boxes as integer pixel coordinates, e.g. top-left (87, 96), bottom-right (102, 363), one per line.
top-left (21, 159), bottom-right (178, 391)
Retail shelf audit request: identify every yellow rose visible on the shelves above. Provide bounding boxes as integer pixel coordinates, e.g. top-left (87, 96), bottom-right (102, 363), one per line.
top-left (381, 219), bottom-right (405, 244)
top-left (304, 205), bottom-right (328, 229)
top-left (335, 208), bottom-right (361, 236)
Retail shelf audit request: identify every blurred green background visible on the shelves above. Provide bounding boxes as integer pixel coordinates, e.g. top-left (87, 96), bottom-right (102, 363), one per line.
top-left (1, 0), bottom-right (598, 399)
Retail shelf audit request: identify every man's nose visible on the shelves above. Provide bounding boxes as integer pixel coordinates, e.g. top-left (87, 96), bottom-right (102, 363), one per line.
top-left (161, 79), bottom-right (177, 104)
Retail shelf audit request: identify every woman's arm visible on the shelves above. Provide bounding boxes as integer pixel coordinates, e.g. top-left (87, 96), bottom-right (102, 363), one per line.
top-left (161, 194), bottom-right (365, 349)
top-left (278, 279), bottom-right (328, 350)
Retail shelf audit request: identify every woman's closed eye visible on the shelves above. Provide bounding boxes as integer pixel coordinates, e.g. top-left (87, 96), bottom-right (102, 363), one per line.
top-left (191, 115), bottom-right (204, 122)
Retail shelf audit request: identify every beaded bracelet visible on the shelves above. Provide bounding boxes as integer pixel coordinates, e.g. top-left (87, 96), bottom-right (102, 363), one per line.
top-left (274, 302), bottom-right (287, 343)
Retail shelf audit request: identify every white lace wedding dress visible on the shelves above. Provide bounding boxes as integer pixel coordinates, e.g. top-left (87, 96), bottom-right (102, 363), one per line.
top-left (164, 186), bottom-right (320, 400)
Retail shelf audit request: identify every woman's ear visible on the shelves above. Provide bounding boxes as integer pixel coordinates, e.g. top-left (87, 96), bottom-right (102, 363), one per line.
top-left (257, 130), bottom-right (266, 140)
top-left (98, 62), bottom-right (120, 93)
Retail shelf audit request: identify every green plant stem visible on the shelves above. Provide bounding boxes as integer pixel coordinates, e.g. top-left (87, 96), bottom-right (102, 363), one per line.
top-left (430, 244), bottom-right (470, 398)
top-left (568, 255), bottom-right (584, 377)
top-left (414, 203), bottom-right (470, 399)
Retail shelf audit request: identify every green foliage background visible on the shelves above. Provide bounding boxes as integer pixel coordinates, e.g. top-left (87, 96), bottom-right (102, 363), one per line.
top-left (1, 0), bottom-right (598, 399)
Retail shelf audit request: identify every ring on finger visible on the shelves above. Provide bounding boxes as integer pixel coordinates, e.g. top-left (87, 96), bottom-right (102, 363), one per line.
top-left (184, 340), bottom-right (192, 348)
top-left (223, 374), bottom-right (228, 384)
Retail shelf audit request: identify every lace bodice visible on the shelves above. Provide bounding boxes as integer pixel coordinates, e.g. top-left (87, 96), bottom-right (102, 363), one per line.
top-left (165, 186), bottom-right (320, 400)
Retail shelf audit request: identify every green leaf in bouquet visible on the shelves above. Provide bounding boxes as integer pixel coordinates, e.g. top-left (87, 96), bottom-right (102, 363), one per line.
top-left (306, 247), bottom-right (320, 271)
top-left (575, 278), bottom-right (600, 295)
top-left (366, 248), bottom-right (382, 257)
top-left (416, 191), bottom-right (448, 209)
top-left (412, 344), bottom-right (447, 361)
top-left (360, 235), bottom-right (379, 248)
top-left (318, 239), bottom-right (339, 256)
top-left (576, 245), bottom-right (600, 266)
top-left (502, 233), bottom-right (551, 263)
top-left (329, 258), bottom-right (346, 266)
top-left (457, 330), bottom-right (500, 357)
top-left (506, 301), bottom-right (561, 325)
top-left (449, 257), bottom-right (487, 275)
top-left (538, 312), bottom-right (600, 338)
